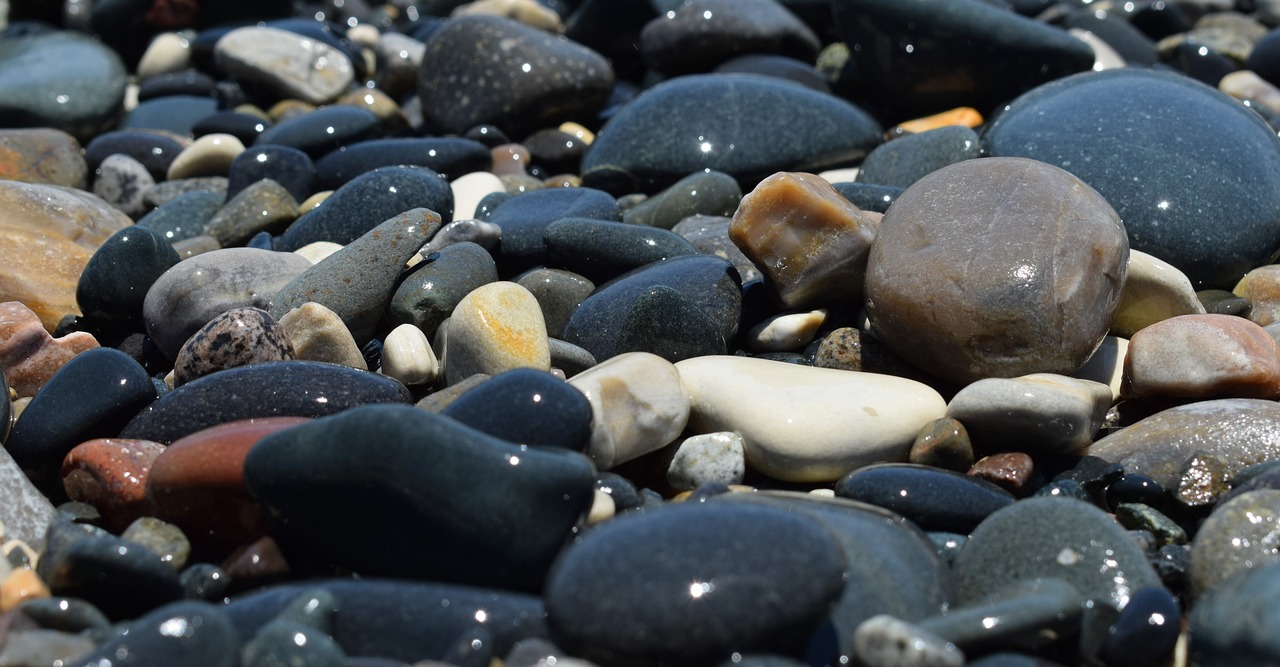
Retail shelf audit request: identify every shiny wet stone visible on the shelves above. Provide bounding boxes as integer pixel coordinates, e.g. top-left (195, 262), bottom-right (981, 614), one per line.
top-left (389, 241), bottom-right (499, 338)
top-left (37, 519), bottom-right (183, 620)
top-left (313, 137), bottom-right (491, 190)
top-left (72, 600), bottom-right (238, 665)
top-left (485, 186), bottom-right (621, 274)
top-left (442, 368), bottom-right (592, 451)
top-left (834, 463), bottom-right (1015, 533)
top-left (543, 217), bottom-right (699, 283)
top-left (226, 145), bottom-right (314, 203)
top-left (253, 105), bottom-right (380, 159)
top-left (76, 225), bottom-right (181, 335)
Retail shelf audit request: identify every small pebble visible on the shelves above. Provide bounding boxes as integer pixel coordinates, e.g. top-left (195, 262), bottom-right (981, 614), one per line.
top-left (380, 323), bottom-right (439, 386)
top-left (667, 432), bottom-right (747, 491)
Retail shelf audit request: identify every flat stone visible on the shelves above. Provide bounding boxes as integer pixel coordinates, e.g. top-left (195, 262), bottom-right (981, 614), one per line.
top-left (0, 302), bottom-right (99, 398)
top-left (215, 26), bottom-right (355, 105)
top-left (422, 217), bottom-right (503, 254)
top-left (567, 352), bottom-right (690, 469)
top-left (915, 578), bottom-right (1084, 656)
top-left (0, 128), bottom-right (87, 189)
top-left (276, 302), bottom-right (367, 370)
top-left (856, 126), bottom-right (982, 189)
top-left (443, 368), bottom-right (591, 450)
top-left (865, 157), bottom-right (1129, 385)
top-left (676, 355), bottom-right (947, 482)
top-left (60, 438), bottom-right (165, 532)
top-left (389, 241), bottom-right (498, 339)
top-left (1124, 313), bottom-right (1280, 400)
top-left (121, 95), bottom-right (221, 137)
top-left (621, 170), bottom-right (742, 230)
top-left (173, 307), bottom-right (296, 387)
top-left (313, 138), bottom-right (491, 191)
top-left (983, 68), bottom-right (1280, 289)
top-left (0, 31), bottom-right (127, 140)
top-left (968, 452), bottom-right (1036, 496)
top-left (543, 217), bottom-right (699, 283)
top-left (253, 105), bottom-right (379, 159)
top-left (443, 281), bottom-right (550, 384)
top-left (1190, 489), bottom-right (1280, 598)
top-left (639, 0), bottom-right (820, 76)
top-left (945, 373), bottom-right (1112, 455)
top-left (203, 178), bottom-right (299, 247)
top-left (731, 171), bottom-right (879, 309)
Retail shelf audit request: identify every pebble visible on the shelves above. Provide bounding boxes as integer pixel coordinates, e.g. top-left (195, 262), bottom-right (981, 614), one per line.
top-left (84, 130), bottom-right (187, 183)
top-left (567, 352), bottom-right (690, 469)
top-left (1188, 560), bottom-right (1280, 665)
top-left (450, 172), bottom-right (506, 222)
top-left (1113, 249), bottom-right (1208, 338)
top-left (37, 519), bottom-right (183, 620)
top-left (676, 355), bottom-right (947, 482)
top-left (72, 600), bottom-right (239, 664)
top-left (621, 169), bottom-right (742, 230)
top-left (484, 186), bottom-right (620, 273)
top-left (378, 323), bottom-right (438, 386)
top-left (204, 178), bottom-right (300, 246)
top-left (746, 308), bottom-right (828, 353)
top-left (92, 152), bottom-right (156, 218)
top-left (76, 225), bottom-right (181, 335)
top-left (276, 166), bottom-right (453, 251)
top-left (731, 171), bottom-right (880, 309)
top-left (672, 215), bottom-right (762, 283)
top-left (1072, 335), bottom-right (1128, 402)
top-left (225, 145), bottom-right (313, 203)
top-left (0, 128), bottom-right (88, 189)
top-left (640, 0), bottom-right (820, 76)
top-left (514, 268), bottom-right (594, 338)
top-left (442, 368), bottom-right (592, 451)
top-left (667, 432), bottom-right (747, 491)
top-left (945, 374), bottom-right (1113, 455)
top-left (276, 302), bottom-right (368, 370)
top-left (0, 301), bottom-right (99, 398)
top-left (836, 462), bottom-right (1014, 533)
top-left (1234, 263), bottom-right (1280, 326)
top-left (443, 281), bottom-right (550, 384)
top-left (0, 31), bottom-right (128, 140)
top-left (215, 26), bottom-right (354, 105)
top-left (967, 452), bottom-right (1036, 496)
top-left (1190, 489), bottom-right (1280, 598)
top-left (856, 126), bottom-right (982, 189)
top-left (0, 449), bottom-right (57, 552)
top-left (60, 438), bottom-right (165, 532)
top-left (0, 628), bottom-right (95, 666)
top-left (136, 32), bottom-right (192, 79)
top-left (166, 132), bottom-right (245, 181)
top-left (172, 307), bottom-right (295, 386)
top-left (853, 615), bottom-right (964, 667)
top-left (313, 137), bottom-right (491, 191)
top-left (1124, 313), bottom-right (1280, 400)
top-left (916, 577), bottom-right (1084, 656)
top-left (253, 105), bottom-right (378, 159)
top-left (136, 190), bottom-right (224, 244)
top-left (543, 217), bottom-right (699, 283)
top-left (120, 517), bottom-right (190, 570)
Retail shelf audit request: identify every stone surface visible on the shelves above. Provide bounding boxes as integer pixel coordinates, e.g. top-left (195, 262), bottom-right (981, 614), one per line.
top-left (173, 307), bottom-right (295, 386)
top-left (390, 242), bottom-right (499, 339)
top-left (379, 323), bottom-right (438, 386)
top-left (945, 373), bottom-right (1112, 455)
top-left (567, 352), bottom-right (690, 469)
top-left (72, 601), bottom-right (239, 664)
top-left (673, 214), bottom-right (761, 283)
top-left (1234, 264), bottom-right (1280, 327)
top-left (1124, 313), bottom-right (1280, 400)
top-left (1190, 489), bottom-right (1280, 598)
top-left (514, 268), bottom-right (594, 339)
top-left (544, 217), bottom-right (698, 283)
top-left (215, 26), bottom-right (354, 105)
top-left (443, 281), bottom-right (550, 384)
top-left (0, 128), bottom-right (87, 189)
top-left (836, 462), bottom-right (1014, 533)
top-left (276, 166), bottom-right (453, 251)
top-left (443, 368), bottom-right (592, 451)
top-left (485, 186), bottom-right (621, 273)
top-left (203, 179), bottom-right (299, 247)
top-left (314, 138), bottom-right (491, 191)
top-left (136, 190), bottom-right (225, 244)
top-left (983, 67), bottom-right (1280, 289)
top-left (253, 105), bottom-right (378, 159)
top-left (856, 126), bottom-right (982, 189)
top-left (167, 133), bottom-right (245, 181)
top-left (640, 0), bottom-right (820, 76)
top-left (622, 170), bottom-right (742, 230)
top-left (667, 432), bottom-right (747, 491)
top-left (76, 225), bottom-right (182, 334)
top-left (226, 145), bottom-right (314, 204)
top-left (676, 355), bottom-right (947, 482)
top-left (865, 157), bottom-right (1129, 385)
top-left (1188, 561), bottom-right (1280, 666)
top-left (0, 447), bottom-right (57, 552)
top-left (1113, 251), bottom-right (1207, 337)
top-left (38, 519), bottom-right (184, 620)
top-left (731, 171), bottom-right (879, 309)
top-left (0, 31), bottom-right (128, 140)
top-left (276, 302), bottom-right (367, 370)
top-left (60, 438), bottom-right (165, 532)
top-left (0, 301), bottom-right (99, 398)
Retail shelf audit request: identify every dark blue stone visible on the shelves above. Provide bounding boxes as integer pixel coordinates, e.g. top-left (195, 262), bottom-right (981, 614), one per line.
top-left (475, 191), bottom-right (514, 220)
top-left (856, 126), bottom-right (981, 189)
top-left (1105, 473), bottom-right (1166, 511)
top-left (226, 145), bottom-right (315, 203)
top-left (17, 596), bottom-right (111, 633)
top-left (37, 519), bottom-right (184, 621)
top-left (1248, 29), bottom-right (1280, 88)
top-left (136, 191), bottom-right (226, 243)
top-left (830, 182), bottom-right (902, 213)
top-left (831, 0), bottom-right (1094, 120)
top-left (485, 187), bottom-right (621, 273)
top-left (834, 463), bottom-right (1016, 533)
top-left (1101, 586), bottom-right (1180, 667)
top-left (84, 129), bottom-right (186, 181)
top-left (313, 138), bottom-right (492, 190)
top-left (563, 0), bottom-right (657, 81)
top-left (5, 348), bottom-right (155, 495)
top-left (715, 54), bottom-right (832, 94)
top-left (193, 111), bottom-right (273, 145)
top-left (581, 74), bottom-right (882, 195)
top-left (136, 70), bottom-right (219, 102)
top-left (544, 500), bottom-right (846, 664)
top-left (543, 217), bottom-right (699, 283)
top-left (118, 360), bottom-right (411, 444)
top-left (462, 124), bottom-right (510, 148)
top-left (562, 254), bottom-right (742, 363)
top-left (72, 600), bottom-right (239, 666)
top-left (224, 579), bottom-right (547, 664)
top-left (1188, 561), bottom-right (1280, 665)
top-left (983, 68), bottom-right (1280, 288)
top-left (180, 563), bottom-right (230, 602)
top-left (253, 106), bottom-right (381, 159)
top-left (596, 472), bottom-right (644, 512)
top-left (639, 0), bottom-right (821, 76)
top-left (120, 95), bottom-right (221, 136)
top-left (243, 404), bottom-right (597, 590)
top-left (276, 166), bottom-right (453, 251)
top-left (76, 225), bottom-right (181, 333)
top-left (443, 368), bottom-right (593, 451)
top-left (389, 241), bottom-right (498, 338)
top-left (1166, 41), bottom-right (1240, 88)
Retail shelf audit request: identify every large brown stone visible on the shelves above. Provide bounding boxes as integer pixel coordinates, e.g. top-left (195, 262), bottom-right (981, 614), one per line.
top-left (864, 157), bottom-right (1128, 385)
top-left (0, 181), bottom-right (132, 331)
top-left (1123, 313), bottom-right (1280, 400)
top-left (0, 302), bottom-right (98, 398)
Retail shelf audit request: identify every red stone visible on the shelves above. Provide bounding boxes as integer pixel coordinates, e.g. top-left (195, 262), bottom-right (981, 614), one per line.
top-left (0, 302), bottom-right (98, 398)
top-left (968, 451), bottom-right (1036, 496)
top-left (146, 417), bottom-right (308, 553)
top-left (61, 439), bottom-right (165, 532)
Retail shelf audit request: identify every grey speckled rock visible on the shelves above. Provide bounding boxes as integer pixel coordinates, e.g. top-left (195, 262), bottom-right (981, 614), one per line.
top-left (92, 153), bottom-right (155, 219)
top-left (215, 26), bottom-right (354, 106)
top-left (640, 0), bottom-right (821, 76)
top-left (173, 307), bottom-right (295, 387)
top-left (1190, 489), bottom-right (1280, 599)
top-left (0, 446), bottom-right (56, 552)
top-left (581, 74), bottom-right (882, 195)
top-left (1088, 398), bottom-right (1280, 490)
top-left (204, 179), bottom-right (299, 247)
top-left (269, 208), bottom-right (442, 344)
top-left (0, 31), bottom-right (128, 140)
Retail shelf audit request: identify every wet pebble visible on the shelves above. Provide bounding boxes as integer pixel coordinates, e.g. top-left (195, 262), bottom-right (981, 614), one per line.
top-left (60, 438), bottom-right (165, 532)
top-left (172, 307), bottom-right (295, 387)
top-left (443, 368), bottom-right (591, 450)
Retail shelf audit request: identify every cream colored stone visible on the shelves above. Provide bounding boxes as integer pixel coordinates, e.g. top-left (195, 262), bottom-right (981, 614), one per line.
top-left (667, 432), bottom-right (746, 491)
top-left (380, 323), bottom-right (439, 386)
top-left (585, 488), bottom-right (615, 525)
top-left (277, 302), bottom-right (367, 370)
top-left (347, 24), bottom-right (381, 48)
top-left (1221, 70), bottom-right (1280, 115)
top-left (214, 27), bottom-right (355, 105)
top-left (137, 32), bottom-right (192, 79)
top-left (453, 0), bottom-right (564, 32)
top-left (818, 167), bottom-right (860, 184)
top-left (1111, 249), bottom-right (1205, 337)
top-left (299, 191), bottom-right (332, 211)
top-left (747, 308), bottom-right (828, 352)
top-left (1123, 313), bottom-right (1280, 400)
top-left (166, 133), bottom-right (245, 180)
top-left (295, 241), bottom-right (344, 264)
top-left (1234, 264), bottom-right (1280, 326)
top-left (559, 122), bottom-right (594, 145)
top-left (450, 171), bottom-right (506, 222)
top-left (675, 355), bottom-right (947, 482)
top-left (1071, 335), bottom-right (1128, 403)
top-left (568, 352), bottom-right (690, 470)
top-left (946, 373), bottom-right (1113, 455)
top-left (445, 282), bottom-right (549, 385)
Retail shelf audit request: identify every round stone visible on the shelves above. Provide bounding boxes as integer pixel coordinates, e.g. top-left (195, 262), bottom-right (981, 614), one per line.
top-left (864, 157), bottom-right (1129, 385)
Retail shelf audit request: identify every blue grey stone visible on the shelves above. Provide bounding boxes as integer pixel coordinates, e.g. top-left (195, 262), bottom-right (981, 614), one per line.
top-left (226, 145), bottom-right (315, 203)
top-left (621, 170), bottom-right (743, 229)
top-left (0, 31), bottom-right (127, 140)
top-left (76, 225), bottom-right (182, 334)
top-left (389, 241), bottom-right (498, 338)
top-left (835, 463), bottom-right (1016, 534)
top-left (37, 519), bottom-right (183, 621)
top-left (443, 368), bottom-right (593, 451)
top-left (276, 166), bottom-right (453, 251)
top-left (917, 578), bottom-right (1082, 655)
top-left (313, 137), bottom-right (492, 190)
top-left (84, 130), bottom-right (185, 182)
top-left (856, 126), bottom-right (982, 189)
top-left (515, 268), bottom-right (595, 339)
top-left (253, 105), bottom-right (380, 158)
top-left (639, 0), bottom-right (821, 76)
top-left (72, 600), bottom-right (238, 666)
top-left (831, 182), bottom-right (902, 214)
top-left (121, 95), bottom-right (221, 136)
top-left (544, 217), bottom-right (699, 283)
top-left (486, 187), bottom-right (621, 273)
top-left (1189, 561), bottom-right (1280, 666)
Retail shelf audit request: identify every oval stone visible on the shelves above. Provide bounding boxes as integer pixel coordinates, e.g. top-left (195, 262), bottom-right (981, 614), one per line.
top-left (834, 463), bottom-right (1015, 534)
top-left (443, 368), bottom-right (592, 451)
top-left (215, 26), bottom-right (354, 105)
top-left (1190, 489), bottom-right (1280, 599)
top-left (1123, 314), bottom-right (1280, 400)
top-left (865, 157), bottom-right (1129, 385)
top-left (76, 225), bottom-right (181, 334)
top-left (0, 31), bottom-right (127, 140)
top-left (444, 281), bottom-right (550, 384)
top-left (173, 307), bottom-right (296, 387)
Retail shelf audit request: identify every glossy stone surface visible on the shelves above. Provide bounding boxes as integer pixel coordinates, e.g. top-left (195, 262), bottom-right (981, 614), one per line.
top-left (640, 0), bottom-right (820, 76)
top-left (856, 126), bottom-right (981, 189)
top-left (1191, 489), bottom-right (1280, 598)
top-left (865, 157), bottom-right (1128, 385)
top-left (983, 68), bottom-right (1280, 289)
top-left (443, 368), bottom-right (592, 451)
top-left (1124, 313), bottom-right (1280, 400)
top-left (37, 519), bottom-right (184, 620)
top-left (622, 169), bottom-right (742, 230)
top-left (253, 105), bottom-right (379, 159)
top-left (215, 26), bottom-right (354, 105)
top-left (276, 166), bottom-right (453, 251)
top-left (945, 374), bottom-right (1113, 455)
top-left (313, 138), bottom-right (491, 190)
top-left (485, 186), bottom-right (621, 273)
top-left (173, 307), bottom-right (295, 386)
top-left (0, 128), bottom-right (87, 188)
top-left (389, 241), bottom-right (498, 338)
top-left (568, 352), bottom-right (690, 470)
top-left (244, 404), bottom-right (596, 590)
top-left (581, 74), bottom-right (882, 195)
top-left (544, 217), bottom-right (699, 283)
top-left (1189, 561), bottom-right (1280, 666)
top-left (1112, 249), bottom-right (1206, 338)
top-left (119, 361), bottom-right (410, 444)
top-left (136, 190), bottom-right (224, 244)
top-left (834, 463), bottom-right (1015, 533)
top-left (61, 438), bottom-right (165, 532)
top-left (72, 601), bottom-right (238, 664)
top-left (0, 31), bottom-right (128, 140)
top-left (203, 179), bottom-right (299, 246)
top-left (226, 145), bottom-right (314, 204)
top-left (76, 225), bottom-right (181, 334)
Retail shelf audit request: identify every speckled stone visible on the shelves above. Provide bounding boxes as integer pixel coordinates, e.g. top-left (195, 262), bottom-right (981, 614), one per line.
top-left (253, 105), bottom-right (378, 160)
top-left (0, 128), bottom-right (87, 189)
top-left (1188, 560), bottom-right (1280, 665)
top-left (984, 68), bottom-right (1280, 289)
top-left (484, 186), bottom-right (620, 273)
top-left (865, 157), bottom-right (1128, 385)
top-left (1191, 489), bottom-right (1280, 598)
top-left (60, 438), bottom-right (165, 532)
top-left (856, 126), bottom-right (981, 189)
top-left (0, 302), bottom-right (99, 398)
top-left (418, 15), bottom-right (614, 137)
top-left (121, 517), bottom-right (190, 571)
top-left (276, 166), bottom-right (453, 251)
top-left (389, 241), bottom-right (499, 339)
top-left (967, 452), bottom-right (1036, 496)
top-left (581, 74), bottom-right (882, 195)
top-left (639, 0), bottom-right (820, 76)
top-left (215, 26), bottom-right (354, 105)
top-left (667, 432), bottom-right (747, 491)
top-left (313, 138), bottom-right (491, 191)
top-left (945, 374), bottom-right (1113, 455)
top-left (204, 178), bottom-right (299, 247)
top-left (0, 447), bottom-right (57, 552)
top-left (92, 153), bottom-right (155, 219)
top-left (277, 302), bottom-right (367, 370)
top-left (173, 307), bottom-right (295, 387)
top-left (0, 31), bottom-right (128, 140)
top-left (444, 281), bottom-right (550, 385)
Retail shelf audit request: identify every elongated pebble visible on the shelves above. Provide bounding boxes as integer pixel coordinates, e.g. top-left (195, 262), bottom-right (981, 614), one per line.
top-left (568, 352), bottom-right (689, 470)
top-left (380, 323), bottom-right (439, 386)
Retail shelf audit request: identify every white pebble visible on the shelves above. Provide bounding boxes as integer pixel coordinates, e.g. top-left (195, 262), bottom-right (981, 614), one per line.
top-left (380, 323), bottom-right (440, 386)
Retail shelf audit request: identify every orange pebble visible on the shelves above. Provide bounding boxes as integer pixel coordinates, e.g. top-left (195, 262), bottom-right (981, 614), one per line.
top-left (0, 568), bottom-right (50, 612)
top-left (893, 106), bottom-right (984, 135)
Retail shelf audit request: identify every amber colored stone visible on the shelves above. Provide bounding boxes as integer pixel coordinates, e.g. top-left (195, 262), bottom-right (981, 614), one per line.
top-left (0, 569), bottom-right (49, 612)
top-left (147, 417), bottom-right (309, 552)
top-left (220, 535), bottom-right (290, 594)
top-left (491, 143), bottom-right (530, 177)
top-left (1124, 314), bottom-right (1280, 400)
top-left (1234, 264), bottom-right (1280, 327)
top-left (909, 417), bottom-right (974, 472)
top-left (60, 439), bottom-right (166, 532)
top-left (0, 182), bottom-right (132, 331)
top-left (0, 129), bottom-right (88, 189)
top-left (968, 452), bottom-right (1035, 496)
top-left (730, 172), bottom-right (880, 309)
top-left (892, 107), bottom-right (984, 135)
top-left (0, 302), bottom-right (99, 398)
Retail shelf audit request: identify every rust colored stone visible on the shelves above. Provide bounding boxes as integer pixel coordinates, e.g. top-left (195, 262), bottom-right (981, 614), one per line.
top-left (491, 143), bottom-right (530, 177)
top-left (61, 439), bottom-right (166, 532)
top-left (968, 452), bottom-right (1035, 496)
top-left (0, 302), bottom-right (99, 398)
top-left (892, 106), bottom-right (984, 135)
top-left (0, 129), bottom-right (88, 189)
top-left (0, 569), bottom-right (49, 612)
top-left (220, 536), bottom-right (290, 594)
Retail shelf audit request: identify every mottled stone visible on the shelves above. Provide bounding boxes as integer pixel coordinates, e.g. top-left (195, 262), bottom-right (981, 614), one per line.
top-left (120, 517), bottom-right (190, 571)
top-left (908, 417), bottom-right (974, 472)
top-left (0, 128), bottom-right (87, 189)
top-left (915, 578), bottom-right (1084, 657)
top-left (144, 176), bottom-right (228, 209)
top-left (167, 133), bottom-right (245, 181)
top-left (0, 302), bottom-right (99, 398)
top-left (853, 616), bottom-right (964, 667)
top-left (865, 157), bottom-right (1128, 385)
top-left (731, 171), bottom-right (879, 309)
top-left (60, 438), bottom-right (165, 532)
top-left (92, 153), bottom-right (155, 218)
top-left (945, 374), bottom-right (1113, 455)
top-left (567, 352), bottom-right (690, 469)
top-left (442, 281), bottom-right (550, 384)
top-left (389, 241), bottom-right (499, 339)
top-left (276, 166), bottom-right (453, 251)
top-left (203, 178), bottom-right (299, 247)
top-left (676, 355), bottom-right (947, 482)
top-left (967, 452), bottom-right (1035, 496)
top-left (0, 31), bottom-right (127, 140)
top-left (1124, 313), bottom-right (1280, 400)
top-left (215, 27), bottom-right (354, 105)
top-left (173, 307), bottom-right (295, 387)
top-left (667, 432), bottom-right (747, 491)
top-left (277, 302), bottom-right (367, 370)
top-left (422, 218), bottom-right (502, 255)
top-left (1175, 450), bottom-right (1233, 509)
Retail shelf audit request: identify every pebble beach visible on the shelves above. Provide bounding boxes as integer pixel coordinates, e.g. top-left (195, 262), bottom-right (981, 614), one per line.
top-left (3, 0), bottom-right (1280, 665)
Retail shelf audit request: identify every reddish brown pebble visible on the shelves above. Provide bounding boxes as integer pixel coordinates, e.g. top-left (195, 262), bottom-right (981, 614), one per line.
top-left (61, 438), bottom-right (165, 532)
top-left (0, 569), bottom-right (49, 612)
top-left (147, 417), bottom-right (308, 552)
top-left (0, 302), bottom-right (99, 398)
top-left (490, 143), bottom-right (530, 176)
top-left (220, 535), bottom-right (290, 594)
top-left (909, 417), bottom-right (975, 472)
top-left (968, 452), bottom-right (1035, 496)
top-left (172, 307), bottom-right (295, 387)
top-left (1124, 313), bottom-right (1280, 400)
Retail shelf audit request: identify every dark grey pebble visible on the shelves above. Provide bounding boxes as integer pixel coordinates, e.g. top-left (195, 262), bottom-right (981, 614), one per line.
top-left (543, 217), bottom-right (699, 283)
top-left (621, 169), bottom-right (743, 230)
top-left (389, 241), bottom-right (498, 338)
top-left (485, 186), bottom-right (621, 274)
top-left (834, 462), bottom-right (1016, 533)
top-left (84, 129), bottom-right (186, 182)
top-left (226, 145), bottom-right (315, 203)
top-left (313, 137), bottom-right (491, 190)
top-left (75, 225), bottom-right (181, 334)
top-left (443, 368), bottom-right (593, 451)
top-left (72, 600), bottom-right (238, 666)
top-left (120, 95), bottom-right (220, 136)
top-left (856, 126), bottom-right (982, 189)
top-left (37, 519), bottom-right (183, 621)
top-left (253, 105), bottom-right (381, 159)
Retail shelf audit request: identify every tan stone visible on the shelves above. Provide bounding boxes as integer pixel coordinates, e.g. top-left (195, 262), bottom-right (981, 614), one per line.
top-left (0, 302), bottom-right (99, 398)
top-left (892, 107), bottom-right (983, 135)
top-left (1233, 264), bottom-right (1280, 326)
top-left (0, 181), bottom-right (132, 331)
top-left (0, 568), bottom-right (48, 612)
top-left (1111, 249), bottom-right (1205, 338)
top-left (1123, 313), bottom-right (1280, 400)
top-left (568, 352), bottom-right (689, 470)
top-left (277, 302), bottom-right (367, 370)
top-left (730, 171), bottom-right (879, 308)
top-left (444, 281), bottom-right (550, 385)
top-left (1220, 70), bottom-right (1280, 115)
top-left (166, 133), bottom-right (245, 180)
top-left (453, 0), bottom-right (565, 32)
top-left (0, 128), bottom-right (87, 189)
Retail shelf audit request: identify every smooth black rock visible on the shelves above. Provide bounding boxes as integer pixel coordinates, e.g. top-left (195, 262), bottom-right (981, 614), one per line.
top-left (562, 254), bottom-right (742, 363)
top-left (136, 70), bottom-right (219, 102)
top-left (831, 0), bottom-right (1095, 120)
top-left (621, 169), bottom-right (743, 229)
top-left (180, 563), bottom-right (230, 602)
top-left (226, 145), bottom-right (315, 203)
top-left (276, 166), bottom-right (453, 251)
top-left (119, 361), bottom-right (411, 444)
top-left (0, 31), bottom-right (127, 140)
top-left (834, 463), bottom-right (1016, 533)
top-left (389, 241), bottom-right (498, 338)
top-left (192, 110), bottom-right (273, 145)
top-left (76, 225), bottom-right (181, 333)
top-left (1188, 561), bottom-right (1280, 665)
top-left (120, 95), bottom-right (221, 136)
top-left (485, 187), bottom-right (621, 274)
top-left (242, 621), bottom-right (347, 667)
top-left (253, 106), bottom-right (381, 159)
top-left (6, 348), bottom-right (155, 495)
top-left (983, 68), bottom-right (1280, 288)
top-left (830, 182), bottom-right (902, 213)
top-left (1101, 586), bottom-right (1180, 667)
top-left (243, 404), bottom-right (597, 590)
top-left (38, 519), bottom-right (183, 621)
top-left (856, 126), bottom-right (982, 189)
top-left (224, 579), bottom-right (548, 664)
top-left (639, 0), bottom-right (821, 76)
top-left (84, 129), bottom-right (186, 182)
top-left (715, 54), bottom-right (832, 94)
top-left (1063, 9), bottom-right (1158, 67)
top-left (72, 600), bottom-right (239, 666)
top-left (544, 499), bottom-right (846, 664)
top-left (1105, 473), bottom-right (1166, 511)
top-left (1165, 41), bottom-right (1239, 88)
top-left (443, 368), bottom-right (593, 451)
top-left (313, 138), bottom-right (492, 191)
top-left (136, 190), bottom-right (225, 243)
top-left (418, 15), bottom-right (614, 137)
top-left (581, 74), bottom-right (882, 195)
top-left (1248, 29), bottom-right (1280, 88)
top-left (522, 128), bottom-right (589, 175)
top-left (543, 217), bottom-right (699, 283)
top-left (563, 0), bottom-right (657, 81)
